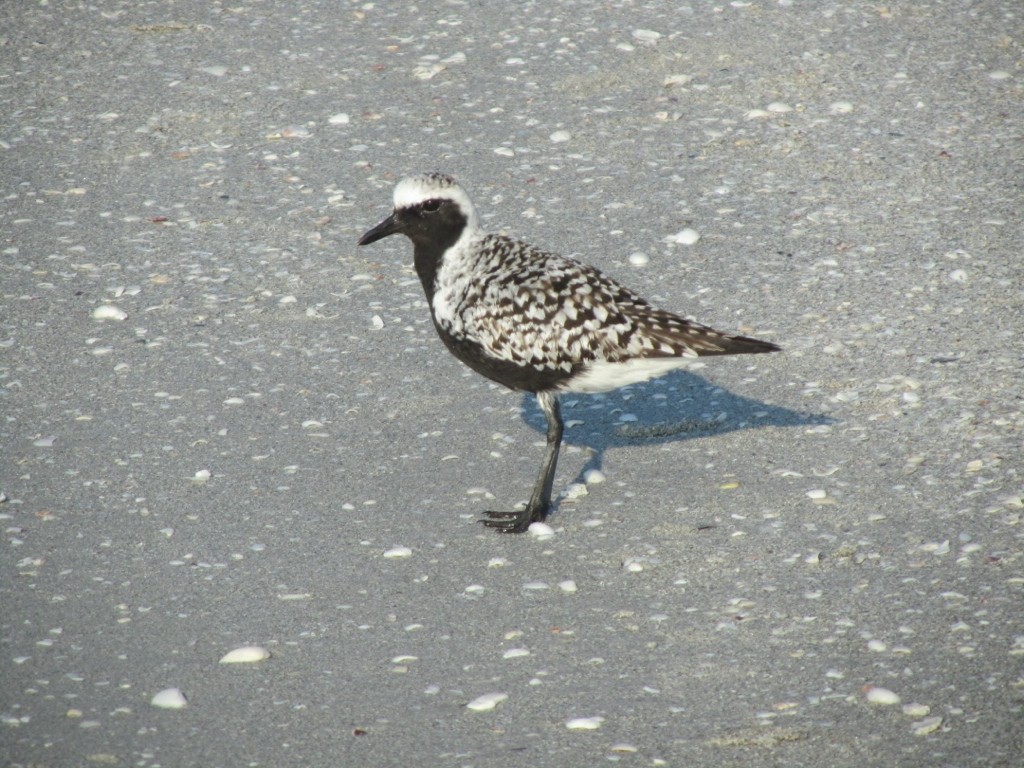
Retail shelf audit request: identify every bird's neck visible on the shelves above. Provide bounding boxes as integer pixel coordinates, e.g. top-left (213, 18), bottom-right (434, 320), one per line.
top-left (411, 226), bottom-right (476, 305)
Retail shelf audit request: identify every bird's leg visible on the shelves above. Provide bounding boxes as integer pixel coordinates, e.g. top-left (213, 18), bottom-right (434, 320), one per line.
top-left (482, 391), bottom-right (563, 534)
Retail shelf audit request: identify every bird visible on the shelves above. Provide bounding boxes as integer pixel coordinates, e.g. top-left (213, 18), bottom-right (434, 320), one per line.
top-left (357, 172), bottom-right (780, 533)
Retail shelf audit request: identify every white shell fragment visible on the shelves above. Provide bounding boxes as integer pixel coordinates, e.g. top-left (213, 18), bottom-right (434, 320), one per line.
top-left (528, 522), bottom-right (555, 538)
top-left (902, 703), bottom-right (930, 718)
top-left (668, 228), bottom-right (700, 245)
top-left (583, 469), bottom-right (606, 485)
top-left (865, 686), bottom-right (901, 705)
top-left (383, 546), bottom-right (413, 559)
top-left (150, 688), bottom-right (188, 709)
top-left (549, 130), bottom-right (572, 143)
top-left (631, 29), bottom-right (662, 45)
top-left (219, 646), bottom-right (270, 664)
top-left (558, 579), bottom-right (578, 594)
top-left (502, 648), bottom-right (530, 659)
top-left (628, 252), bottom-right (649, 266)
top-left (663, 74), bottom-right (693, 87)
top-left (562, 483), bottom-right (588, 500)
top-left (565, 716), bottom-right (605, 730)
top-left (912, 716), bottom-right (943, 736)
top-left (466, 692), bottom-right (508, 712)
top-left (92, 305), bottom-right (128, 321)
top-left (611, 743), bottom-right (639, 753)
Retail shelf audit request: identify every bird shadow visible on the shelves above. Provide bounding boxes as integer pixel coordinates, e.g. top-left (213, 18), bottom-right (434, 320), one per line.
top-left (514, 368), bottom-right (832, 514)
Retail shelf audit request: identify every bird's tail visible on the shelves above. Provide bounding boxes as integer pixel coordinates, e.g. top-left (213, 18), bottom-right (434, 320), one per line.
top-left (701, 332), bottom-right (781, 356)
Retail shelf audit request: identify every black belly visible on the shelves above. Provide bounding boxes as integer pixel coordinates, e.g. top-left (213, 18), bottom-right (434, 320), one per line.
top-left (434, 324), bottom-right (579, 393)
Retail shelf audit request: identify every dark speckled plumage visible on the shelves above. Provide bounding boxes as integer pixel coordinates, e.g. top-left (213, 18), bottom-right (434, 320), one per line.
top-left (358, 173), bottom-right (780, 533)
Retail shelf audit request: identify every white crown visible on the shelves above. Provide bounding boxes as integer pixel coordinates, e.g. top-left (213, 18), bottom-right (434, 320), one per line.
top-left (392, 173), bottom-right (479, 230)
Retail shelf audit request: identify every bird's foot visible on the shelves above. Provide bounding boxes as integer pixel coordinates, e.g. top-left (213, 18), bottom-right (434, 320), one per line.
top-left (479, 506), bottom-right (544, 534)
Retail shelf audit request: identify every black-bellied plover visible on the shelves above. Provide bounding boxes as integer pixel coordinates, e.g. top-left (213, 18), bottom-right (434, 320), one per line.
top-left (358, 173), bottom-right (780, 533)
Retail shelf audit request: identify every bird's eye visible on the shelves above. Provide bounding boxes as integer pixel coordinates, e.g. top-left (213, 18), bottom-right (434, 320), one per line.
top-left (421, 199), bottom-right (442, 213)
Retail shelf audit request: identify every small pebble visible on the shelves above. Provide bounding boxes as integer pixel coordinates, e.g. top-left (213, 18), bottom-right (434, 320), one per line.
top-left (150, 688), bottom-right (188, 709)
top-left (806, 489), bottom-right (827, 500)
top-left (219, 646), bottom-right (270, 664)
top-left (628, 252), bottom-right (649, 266)
top-left (610, 743), bottom-right (638, 753)
top-left (565, 716), bottom-right (605, 730)
top-left (503, 648), bottom-right (530, 659)
top-left (193, 469), bottom-right (211, 483)
top-left (466, 692), bottom-right (508, 712)
top-left (865, 686), bottom-right (901, 705)
top-left (494, 147), bottom-right (515, 157)
top-left (583, 469), bottom-right (606, 485)
top-left (767, 102), bottom-right (793, 113)
top-left (383, 546), bottom-right (413, 559)
top-left (829, 101), bottom-right (854, 114)
top-left (328, 113), bottom-right (351, 124)
top-left (92, 305), bottom-right (128, 321)
top-left (558, 579), bottom-right (578, 593)
top-left (549, 130), bottom-right (572, 143)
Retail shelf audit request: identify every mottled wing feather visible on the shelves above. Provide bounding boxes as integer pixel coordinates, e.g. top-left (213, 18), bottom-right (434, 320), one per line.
top-left (451, 234), bottom-right (734, 373)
